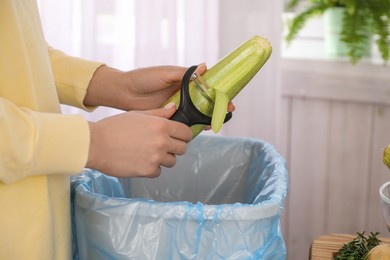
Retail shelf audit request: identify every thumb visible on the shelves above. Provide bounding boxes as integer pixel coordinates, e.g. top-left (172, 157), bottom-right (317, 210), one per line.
top-left (142, 102), bottom-right (177, 119)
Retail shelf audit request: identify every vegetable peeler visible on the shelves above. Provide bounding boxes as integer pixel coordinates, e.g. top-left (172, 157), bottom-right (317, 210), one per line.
top-left (170, 65), bottom-right (232, 127)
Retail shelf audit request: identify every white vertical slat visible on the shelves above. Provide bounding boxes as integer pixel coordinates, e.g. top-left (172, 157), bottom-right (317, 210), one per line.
top-left (367, 105), bottom-right (390, 235)
top-left (280, 97), bottom-right (292, 160)
top-left (326, 102), bottom-right (373, 232)
top-left (287, 98), bottom-right (331, 260)
top-left (280, 96), bottom-right (292, 251)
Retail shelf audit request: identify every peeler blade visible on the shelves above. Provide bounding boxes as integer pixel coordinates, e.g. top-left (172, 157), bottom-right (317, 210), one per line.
top-left (191, 73), bottom-right (214, 104)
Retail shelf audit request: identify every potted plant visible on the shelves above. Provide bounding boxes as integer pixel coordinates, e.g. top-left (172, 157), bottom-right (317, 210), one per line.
top-left (284, 0), bottom-right (390, 64)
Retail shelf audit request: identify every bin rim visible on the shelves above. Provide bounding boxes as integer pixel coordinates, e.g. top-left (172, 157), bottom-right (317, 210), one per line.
top-left (74, 179), bottom-right (282, 221)
top-left (72, 135), bottom-right (288, 221)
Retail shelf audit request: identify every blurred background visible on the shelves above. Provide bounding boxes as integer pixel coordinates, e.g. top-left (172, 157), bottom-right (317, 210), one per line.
top-left (38, 0), bottom-right (390, 259)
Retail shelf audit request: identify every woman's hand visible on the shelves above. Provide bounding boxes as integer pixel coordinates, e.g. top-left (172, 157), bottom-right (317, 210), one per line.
top-left (84, 64), bottom-right (207, 111)
top-left (86, 103), bottom-right (192, 178)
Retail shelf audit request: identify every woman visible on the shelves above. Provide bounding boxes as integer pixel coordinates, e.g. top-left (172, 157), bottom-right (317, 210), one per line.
top-left (0, 1), bottom-right (235, 259)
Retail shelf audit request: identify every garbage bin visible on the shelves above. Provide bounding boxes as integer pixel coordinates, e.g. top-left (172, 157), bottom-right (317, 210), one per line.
top-left (71, 135), bottom-right (288, 260)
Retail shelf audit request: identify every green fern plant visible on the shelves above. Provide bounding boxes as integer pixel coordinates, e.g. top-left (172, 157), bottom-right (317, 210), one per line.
top-left (285, 0), bottom-right (390, 64)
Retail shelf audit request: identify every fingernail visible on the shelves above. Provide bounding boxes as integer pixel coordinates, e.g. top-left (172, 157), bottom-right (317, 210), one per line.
top-left (164, 102), bottom-right (176, 109)
top-left (198, 63), bottom-right (206, 69)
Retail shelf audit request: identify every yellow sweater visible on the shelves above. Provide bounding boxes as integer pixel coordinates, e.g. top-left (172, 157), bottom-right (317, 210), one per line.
top-left (0, 1), bottom-right (102, 259)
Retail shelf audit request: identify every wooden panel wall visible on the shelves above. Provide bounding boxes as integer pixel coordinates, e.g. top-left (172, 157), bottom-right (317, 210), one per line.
top-left (280, 59), bottom-right (390, 260)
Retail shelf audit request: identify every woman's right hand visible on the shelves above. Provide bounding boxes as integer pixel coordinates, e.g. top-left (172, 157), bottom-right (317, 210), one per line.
top-left (86, 103), bottom-right (192, 178)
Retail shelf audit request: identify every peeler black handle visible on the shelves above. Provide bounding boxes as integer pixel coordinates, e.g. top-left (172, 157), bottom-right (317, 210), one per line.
top-left (170, 65), bottom-right (232, 127)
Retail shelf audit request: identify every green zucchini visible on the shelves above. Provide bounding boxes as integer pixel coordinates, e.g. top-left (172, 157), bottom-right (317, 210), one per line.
top-left (165, 35), bottom-right (272, 137)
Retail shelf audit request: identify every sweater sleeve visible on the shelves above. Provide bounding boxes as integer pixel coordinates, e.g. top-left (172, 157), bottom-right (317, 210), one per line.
top-left (0, 97), bottom-right (90, 184)
top-left (48, 47), bottom-right (104, 111)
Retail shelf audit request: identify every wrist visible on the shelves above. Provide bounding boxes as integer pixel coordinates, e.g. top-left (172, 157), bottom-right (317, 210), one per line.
top-left (84, 65), bottom-right (128, 109)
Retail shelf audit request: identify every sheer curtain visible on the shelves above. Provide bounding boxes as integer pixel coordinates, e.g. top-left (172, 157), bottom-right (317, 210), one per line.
top-left (38, 0), bottom-right (219, 121)
top-left (38, 0), bottom-right (282, 147)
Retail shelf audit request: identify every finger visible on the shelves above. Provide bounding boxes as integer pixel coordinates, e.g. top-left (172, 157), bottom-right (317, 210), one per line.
top-left (163, 102), bottom-right (177, 110)
top-left (160, 66), bottom-right (187, 85)
top-left (159, 153), bottom-right (177, 168)
top-left (228, 102), bottom-right (235, 112)
top-left (166, 137), bottom-right (188, 155)
top-left (139, 106), bottom-right (192, 142)
top-left (194, 63), bottom-right (207, 75)
top-left (168, 122), bottom-right (193, 142)
top-left (149, 165), bottom-right (162, 178)
top-left (141, 103), bottom-right (177, 119)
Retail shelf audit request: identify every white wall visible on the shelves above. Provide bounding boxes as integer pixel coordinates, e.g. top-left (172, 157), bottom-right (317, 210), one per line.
top-left (281, 58), bottom-right (390, 259)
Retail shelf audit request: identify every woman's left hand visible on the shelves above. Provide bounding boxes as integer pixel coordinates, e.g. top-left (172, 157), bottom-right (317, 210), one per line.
top-left (84, 63), bottom-right (235, 113)
top-left (84, 64), bottom-right (206, 111)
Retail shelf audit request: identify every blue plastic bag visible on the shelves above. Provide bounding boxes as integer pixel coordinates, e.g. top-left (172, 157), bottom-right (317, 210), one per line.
top-left (71, 135), bottom-right (288, 259)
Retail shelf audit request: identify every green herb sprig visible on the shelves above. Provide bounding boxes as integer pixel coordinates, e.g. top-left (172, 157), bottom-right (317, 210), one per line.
top-left (334, 232), bottom-right (381, 260)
